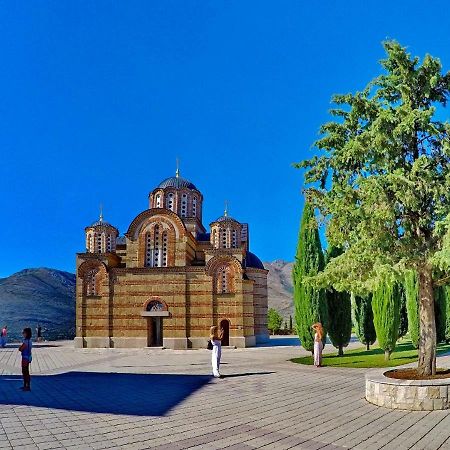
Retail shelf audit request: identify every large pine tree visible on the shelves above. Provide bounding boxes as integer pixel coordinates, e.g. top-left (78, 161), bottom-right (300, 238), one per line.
top-left (352, 293), bottom-right (376, 350)
top-left (372, 280), bottom-right (401, 360)
top-left (293, 201), bottom-right (327, 353)
top-left (325, 246), bottom-right (352, 356)
top-left (297, 41), bottom-right (450, 375)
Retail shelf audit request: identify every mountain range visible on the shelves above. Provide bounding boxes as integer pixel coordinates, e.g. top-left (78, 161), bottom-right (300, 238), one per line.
top-left (0, 262), bottom-right (293, 341)
top-left (0, 268), bottom-right (76, 341)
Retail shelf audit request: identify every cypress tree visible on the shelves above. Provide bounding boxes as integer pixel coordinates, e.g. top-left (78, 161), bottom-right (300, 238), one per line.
top-left (445, 286), bottom-right (450, 344)
top-left (372, 280), bottom-right (401, 360)
top-left (292, 201), bottom-right (327, 353)
top-left (434, 286), bottom-right (447, 343)
top-left (405, 270), bottom-right (420, 348)
top-left (352, 293), bottom-right (376, 350)
top-left (405, 270), bottom-right (447, 346)
top-left (398, 284), bottom-right (408, 339)
top-left (325, 246), bottom-right (351, 356)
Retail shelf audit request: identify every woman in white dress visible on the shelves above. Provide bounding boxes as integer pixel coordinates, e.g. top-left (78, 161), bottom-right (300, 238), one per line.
top-left (312, 322), bottom-right (324, 367)
top-left (210, 326), bottom-right (224, 378)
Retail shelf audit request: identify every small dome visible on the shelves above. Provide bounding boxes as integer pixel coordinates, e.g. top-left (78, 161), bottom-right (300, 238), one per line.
top-left (245, 252), bottom-right (265, 270)
top-left (90, 220), bottom-right (114, 228)
top-left (87, 215), bottom-right (118, 231)
top-left (157, 176), bottom-right (198, 190)
top-left (213, 215), bottom-right (239, 224)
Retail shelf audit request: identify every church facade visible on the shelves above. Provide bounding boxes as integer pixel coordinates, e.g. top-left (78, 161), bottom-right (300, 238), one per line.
top-left (75, 171), bottom-right (269, 349)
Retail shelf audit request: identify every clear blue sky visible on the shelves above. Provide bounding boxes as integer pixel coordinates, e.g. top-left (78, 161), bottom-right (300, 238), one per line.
top-left (1, 1), bottom-right (449, 277)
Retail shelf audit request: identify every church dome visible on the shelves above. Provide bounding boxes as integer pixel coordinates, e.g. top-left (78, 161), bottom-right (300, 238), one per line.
top-left (213, 215), bottom-right (239, 224)
top-left (90, 219), bottom-right (115, 228)
top-left (245, 252), bottom-right (265, 270)
top-left (157, 176), bottom-right (198, 190)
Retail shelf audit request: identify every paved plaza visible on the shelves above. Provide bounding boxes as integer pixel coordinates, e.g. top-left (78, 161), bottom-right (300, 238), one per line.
top-left (0, 338), bottom-right (450, 450)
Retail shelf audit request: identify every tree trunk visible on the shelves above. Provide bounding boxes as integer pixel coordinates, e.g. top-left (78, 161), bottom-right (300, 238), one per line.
top-left (418, 265), bottom-right (437, 376)
top-left (366, 343), bottom-right (370, 351)
top-left (338, 345), bottom-right (343, 357)
top-left (384, 349), bottom-right (391, 361)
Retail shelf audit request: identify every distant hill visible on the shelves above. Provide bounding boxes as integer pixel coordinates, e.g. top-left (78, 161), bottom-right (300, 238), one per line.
top-left (0, 268), bottom-right (75, 341)
top-left (264, 260), bottom-right (294, 321)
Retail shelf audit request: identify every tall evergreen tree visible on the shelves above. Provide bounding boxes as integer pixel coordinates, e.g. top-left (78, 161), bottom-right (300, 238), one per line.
top-left (372, 280), bottom-right (401, 360)
top-left (445, 286), bottom-right (450, 344)
top-left (293, 201), bottom-right (327, 353)
top-left (398, 284), bottom-right (408, 339)
top-left (434, 286), bottom-right (447, 343)
top-left (297, 41), bottom-right (450, 375)
top-left (352, 293), bottom-right (376, 350)
top-left (405, 270), bottom-right (447, 346)
top-left (325, 246), bottom-right (352, 356)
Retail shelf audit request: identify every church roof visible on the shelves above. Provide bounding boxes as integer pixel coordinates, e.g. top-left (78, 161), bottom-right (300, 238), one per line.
top-left (213, 215), bottom-right (239, 224)
top-left (196, 232), bottom-right (211, 242)
top-left (245, 252), bottom-right (265, 270)
top-left (90, 220), bottom-right (114, 227)
top-left (157, 176), bottom-right (198, 190)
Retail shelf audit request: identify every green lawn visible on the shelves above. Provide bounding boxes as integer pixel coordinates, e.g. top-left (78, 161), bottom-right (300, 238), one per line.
top-left (291, 340), bottom-right (450, 368)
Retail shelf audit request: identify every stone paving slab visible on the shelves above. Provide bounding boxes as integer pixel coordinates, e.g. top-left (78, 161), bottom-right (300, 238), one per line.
top-left (0, 340), bottom-right (450, 449)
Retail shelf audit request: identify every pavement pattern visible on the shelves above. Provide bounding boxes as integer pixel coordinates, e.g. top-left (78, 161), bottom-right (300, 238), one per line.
top-left (0, 337), bottom-right (449, 450)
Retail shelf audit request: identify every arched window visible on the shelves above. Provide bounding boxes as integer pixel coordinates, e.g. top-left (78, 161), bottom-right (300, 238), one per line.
top-left (181, 193), bottom-right (188, 218)
top-left (88, 233), bottom-right (94, 252)
top-left (221, 269), bottom-right (228, 292)
top-left (192, 197), bottom-right (197, 217)
top-left (146, 300), bottom-right (165, 311)
top-left (232, 230), bottom-right (237, 248)
top-left (166, 193), bottom-right (174, 211)
top-left (85, 269), bottom-right (98, 296)
top-left (144, 225), bottom-right (171, 268)
top-left (145, 232), bottom-right (152, 267)
top-left (155, 193), bottom-right (162, 208)
top-left (96, 233), bottom-right (102, 253)
top-left (107, 235), bottom-right (112, 252)
top-left (153, 225), bottom-right (161, 267)
top-left (221, 228), bottom-right (228, 249)
top-left (215, 265), bottom-right (234, 294)
top-left (162, 231), bottom-right (168, 267)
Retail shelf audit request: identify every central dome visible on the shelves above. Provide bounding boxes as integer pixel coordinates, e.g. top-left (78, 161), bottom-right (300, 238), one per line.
top-left (157, 176), bottom-right (198, 190)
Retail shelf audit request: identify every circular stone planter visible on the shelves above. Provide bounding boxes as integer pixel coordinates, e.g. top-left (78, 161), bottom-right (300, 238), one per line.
top-left (366, 369), bottom-right (450, 410)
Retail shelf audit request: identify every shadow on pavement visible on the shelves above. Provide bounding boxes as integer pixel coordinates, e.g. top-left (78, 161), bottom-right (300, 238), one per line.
top-left (0, 371), bottom-right (211, 416)
top-left (220, 372), bottom-right (275, 378)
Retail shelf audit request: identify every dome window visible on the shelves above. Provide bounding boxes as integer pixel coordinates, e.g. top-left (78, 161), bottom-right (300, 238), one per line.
top-left (166, 193), bottom-right (174, 212)
top-left (181, 193), bottom-right (188, 218)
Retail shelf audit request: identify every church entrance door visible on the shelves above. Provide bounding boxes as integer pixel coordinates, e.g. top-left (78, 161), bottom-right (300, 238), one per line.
top-left (220, 319), bottom-right (230, 346)
top-left (147, 317), bottom-right (163, 347)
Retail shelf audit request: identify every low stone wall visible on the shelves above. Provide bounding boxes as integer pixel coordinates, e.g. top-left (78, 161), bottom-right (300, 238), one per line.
top-left (366, 370), bottom-right (450, 410)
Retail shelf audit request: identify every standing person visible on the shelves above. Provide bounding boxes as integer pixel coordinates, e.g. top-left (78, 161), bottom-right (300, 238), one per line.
top-left (209, 326), bottom-right (224, 378)
top-left (36, 325), bottom-right (42, 342)
top-left (1, 326), bottom-right (7, 348)
top-left (312, 322), bottom-right (324, 367)
top-left (19, 328), bottom-right (32, 391)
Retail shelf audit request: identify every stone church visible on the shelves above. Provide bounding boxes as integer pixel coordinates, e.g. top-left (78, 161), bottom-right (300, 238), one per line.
top-left (75, 170), bottom-right (269, 349)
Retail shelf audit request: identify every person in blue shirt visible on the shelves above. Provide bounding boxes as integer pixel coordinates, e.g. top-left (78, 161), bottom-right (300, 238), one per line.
top-left (19, 328), bottom-right (32, 391)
